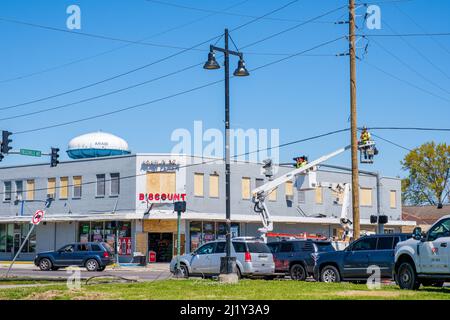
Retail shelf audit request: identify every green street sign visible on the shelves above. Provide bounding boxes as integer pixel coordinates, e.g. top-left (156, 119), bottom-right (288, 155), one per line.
top-left (20, 149), bottom-right (42, 157)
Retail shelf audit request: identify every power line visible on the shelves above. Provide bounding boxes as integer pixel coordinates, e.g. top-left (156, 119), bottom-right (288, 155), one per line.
top-left (369, 37), bottom-right (450, 97)
top-left (392, 2), bottom-right (450, 56)
top-left (0, 16), bottom-right (209, 51)
top-left (0, 127), bottom-right (350, 195)
top-left (145, 0), bottom-right (335, 24)
top-left (361, 59), bottom-right (450, 103)
top-left (2, 5), bottom-right (346, 122)
top-left (12, 36), bottom-right (344, 135)
top-left (0, 0), bottom-right (301, 111)
top-left (359, 32), bottom-right (450, 37)
top-left (0, 0), bottom-right (250, 84)
top-left (381, 20), bottom-right (450, 82)
top-left (368, 127), bottom-right (450, 132)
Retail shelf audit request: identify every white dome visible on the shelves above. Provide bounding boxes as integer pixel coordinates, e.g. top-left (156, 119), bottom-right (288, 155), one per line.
top-left (67, 132), bottom-right (130, 159)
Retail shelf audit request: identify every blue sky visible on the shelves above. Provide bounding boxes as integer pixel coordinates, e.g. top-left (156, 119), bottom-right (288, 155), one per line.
top-left (0, 0), bottom-right (449, 178)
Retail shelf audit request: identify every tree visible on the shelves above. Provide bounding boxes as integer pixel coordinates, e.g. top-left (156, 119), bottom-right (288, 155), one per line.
top-left (401, 142), bottom-right (450, 207)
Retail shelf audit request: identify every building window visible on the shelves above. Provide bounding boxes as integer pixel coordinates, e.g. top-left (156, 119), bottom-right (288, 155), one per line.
top-left (96, 174), bottom-right (106, 197)
top-left (390, 190), bottom-right (397, 208)
top-left (47, 178), bottom-right (56, 199)
top-left (285, 181), bottom-right (294, 197)
top-left (110, 173), bottom-right (120, 196)
top-left (209, 174), bottom-right (219, 198)
top-left (360, 188), bottom-right (373, 207)
top-left (315, 187), bottom-right (323, 204)
top-left (146, 172), bottom-right (176, 195)
top-left (298, 190), bottom-right (305, 204)
top-left (73, 176), bottom-right (82, 199)
top-left (241, 177), bottom-right (251, 200)
top-left (0, 223), bottom-right (35, 253)
top-left (15, 181), bottom-right (23, 200)
top-left (193, 173), bottom-right (204, 197)
top-left (60, 177), bottom-right (69, 199)
top-left (3, 181), bottom-right (12, 202)
top-left (26, 180), bottom-right (35, 201)
top-left (269, 188), bottom-right (278, 202)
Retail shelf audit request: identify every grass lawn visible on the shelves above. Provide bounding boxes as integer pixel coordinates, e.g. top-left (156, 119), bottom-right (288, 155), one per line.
top-left (0, 279), bottom-right (449, 300)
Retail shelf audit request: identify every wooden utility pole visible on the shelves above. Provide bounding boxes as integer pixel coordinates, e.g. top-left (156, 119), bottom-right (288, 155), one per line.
top-left (349, 0), bottom-right (360, 239)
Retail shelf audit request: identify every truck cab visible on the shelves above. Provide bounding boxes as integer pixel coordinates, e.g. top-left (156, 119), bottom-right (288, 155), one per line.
top-left (395, 215), bottom-right (450, 290)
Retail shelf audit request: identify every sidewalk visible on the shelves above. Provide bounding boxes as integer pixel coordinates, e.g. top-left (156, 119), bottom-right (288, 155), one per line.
top-left (0, 262), bottom-right (170, 272)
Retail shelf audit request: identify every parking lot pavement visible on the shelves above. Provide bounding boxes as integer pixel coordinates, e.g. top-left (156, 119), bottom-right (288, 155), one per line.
top-left (0, 263), bottom-right (172, 282)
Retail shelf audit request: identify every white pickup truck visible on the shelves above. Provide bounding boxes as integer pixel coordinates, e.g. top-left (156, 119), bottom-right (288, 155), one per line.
top-left (394, 215), bottom-right (450, 290)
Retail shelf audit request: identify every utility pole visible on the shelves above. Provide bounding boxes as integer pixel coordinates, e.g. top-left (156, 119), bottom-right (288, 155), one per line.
top-left (349, 0), bottom-right (360, 239)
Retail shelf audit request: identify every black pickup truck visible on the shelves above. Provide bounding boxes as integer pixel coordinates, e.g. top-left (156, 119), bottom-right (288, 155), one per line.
top-left (267, 239), bottom-right (335, 280)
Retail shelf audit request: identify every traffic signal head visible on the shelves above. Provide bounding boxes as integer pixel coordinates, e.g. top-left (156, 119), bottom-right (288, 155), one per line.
top-left (50, 147), bottom-right (60, 167)
top-left (262, 159), bottom-right (273, 178)
top-left (1, 131), bottom-right (12, 154)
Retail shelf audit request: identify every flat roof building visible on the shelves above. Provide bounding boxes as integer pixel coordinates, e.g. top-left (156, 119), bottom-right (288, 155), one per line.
top-left (0, 152), bottom-right (414, 262)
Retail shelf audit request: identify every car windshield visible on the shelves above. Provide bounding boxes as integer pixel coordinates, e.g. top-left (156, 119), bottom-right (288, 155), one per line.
top-left (247, 242), bottom-right (271, 253)
top-left (314, 242), bottom-right (335, 253)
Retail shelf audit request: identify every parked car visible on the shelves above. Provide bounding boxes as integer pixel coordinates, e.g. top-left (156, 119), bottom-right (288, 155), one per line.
top-left (267, 239), bottom-right (335, 280)
top-left (34, 242), bottom-right (115, 271)
top-left (314, 233), bottom-right (411, 283)
top-left (169, 238), bottom-right (275, 278)
top-left (395, 215), bottom-right (450, 290)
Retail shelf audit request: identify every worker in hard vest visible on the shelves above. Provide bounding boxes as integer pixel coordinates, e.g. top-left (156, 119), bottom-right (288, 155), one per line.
top-left (360, 127), bottom-right (371, 145)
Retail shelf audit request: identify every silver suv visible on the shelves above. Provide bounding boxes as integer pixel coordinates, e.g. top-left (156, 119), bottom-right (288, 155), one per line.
top-left (170, 238), bottom-right (275, 278)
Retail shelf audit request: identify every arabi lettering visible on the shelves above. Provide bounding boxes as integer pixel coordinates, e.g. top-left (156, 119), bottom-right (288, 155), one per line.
top-left (139, 193), bottom-right (187, 203)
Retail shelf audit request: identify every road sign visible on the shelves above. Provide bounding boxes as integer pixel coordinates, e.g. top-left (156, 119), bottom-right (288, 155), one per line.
top-left (31, 210), bottom-right (45, 225)
top-left (20, 149), bottom-right (42, 157)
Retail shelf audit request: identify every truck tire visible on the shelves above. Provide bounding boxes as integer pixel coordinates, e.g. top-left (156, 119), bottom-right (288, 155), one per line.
top-left (290, 264), bottom-right (307, 281)
top-left (397, 262), bottom-right (420, 290)
top-left (320, 265), bottom-right (341, 283)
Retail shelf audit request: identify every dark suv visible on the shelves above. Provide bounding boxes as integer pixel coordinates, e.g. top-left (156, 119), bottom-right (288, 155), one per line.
top-left (313, 234), bottom-right (411, 283)
top-left (34, 242), bottom-right (115, 272)
top-left (267, 239), bottom-right (335, 280)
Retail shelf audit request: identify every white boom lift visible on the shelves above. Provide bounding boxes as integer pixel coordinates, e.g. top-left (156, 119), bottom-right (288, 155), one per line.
top-left (252, 145), bottom-right (358, 242)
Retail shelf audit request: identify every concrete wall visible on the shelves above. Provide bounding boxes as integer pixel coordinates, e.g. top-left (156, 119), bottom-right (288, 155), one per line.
top-left (0, 155), bottom-right (137, 218)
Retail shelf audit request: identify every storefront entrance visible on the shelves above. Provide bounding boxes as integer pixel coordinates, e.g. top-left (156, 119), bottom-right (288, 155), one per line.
top-left (148, 233), bottom-right (173, 262)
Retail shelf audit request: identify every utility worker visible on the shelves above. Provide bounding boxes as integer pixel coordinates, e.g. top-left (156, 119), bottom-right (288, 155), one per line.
top-left (295, 156), bottom-right (308, 168)
top-left (360, 126), bottom-right (371, 145)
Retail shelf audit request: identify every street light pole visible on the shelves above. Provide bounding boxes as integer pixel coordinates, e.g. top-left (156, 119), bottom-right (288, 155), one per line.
top-left (204, 28), bottom-right (249, 278)
top-left (224, 28), bottom-right (232, 275)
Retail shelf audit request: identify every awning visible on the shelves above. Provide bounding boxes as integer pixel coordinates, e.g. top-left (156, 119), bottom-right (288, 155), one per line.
top-left (145, 210), bottom-right (416, 227)
top-left (0, 212), bottom-right (144, 223)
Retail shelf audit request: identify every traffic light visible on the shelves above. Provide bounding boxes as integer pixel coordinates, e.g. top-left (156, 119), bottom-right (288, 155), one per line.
top-left (174, 201), bottom-right (186, 213)
top-left (1, 131), bottom-right (12, 154)
top-left (50, 147), bottom-right (60, 167)
top-left (262, 158), bottom-right (273, 179)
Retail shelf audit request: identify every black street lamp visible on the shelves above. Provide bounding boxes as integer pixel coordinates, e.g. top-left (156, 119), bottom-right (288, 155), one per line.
top-left (204, 28), bottom-right (249, 276)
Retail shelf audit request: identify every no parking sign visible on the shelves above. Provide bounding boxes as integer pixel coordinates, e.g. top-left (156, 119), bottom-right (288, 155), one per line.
top-left (31, 210), bottom-right (45, 225)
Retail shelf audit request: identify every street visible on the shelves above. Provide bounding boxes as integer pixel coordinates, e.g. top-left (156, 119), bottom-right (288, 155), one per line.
top-left (0, 263), bottom-right (172, 282)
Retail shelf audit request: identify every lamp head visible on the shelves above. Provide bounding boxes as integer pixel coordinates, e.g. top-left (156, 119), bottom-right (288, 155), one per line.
top-left (203, 51), bottom-right (220, 70)
top-left (233, 58), bottom-right (250, 77)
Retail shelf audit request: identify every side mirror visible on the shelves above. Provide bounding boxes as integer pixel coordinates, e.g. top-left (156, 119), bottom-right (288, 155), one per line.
top-left (191, 252), bottom-right (197, 256)
top-left (413, 227), bottom-right (423, 240)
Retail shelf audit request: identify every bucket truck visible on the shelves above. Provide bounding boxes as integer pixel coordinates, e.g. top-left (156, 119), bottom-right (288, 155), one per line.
top-left (251, 142), bottom-right (376, 242)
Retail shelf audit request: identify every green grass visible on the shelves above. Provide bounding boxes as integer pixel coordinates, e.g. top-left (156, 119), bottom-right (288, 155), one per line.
top-left (0, 279), bottom-right (449, 300)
